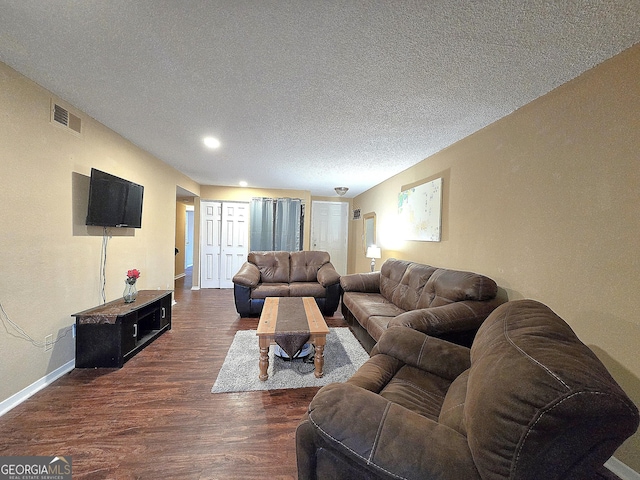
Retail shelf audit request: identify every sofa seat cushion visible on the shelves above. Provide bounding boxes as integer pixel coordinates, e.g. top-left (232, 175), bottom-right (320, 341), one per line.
top-left (342, 292), bottom-right (406, 326)
top-left (366, 316), bottom-right (393, 341)
top-left (251, 283), bottom-right (290, 299)
top-left (380, 364), bottom-right (451, 421)
top-left (290, 282), bottom-right (326, 298)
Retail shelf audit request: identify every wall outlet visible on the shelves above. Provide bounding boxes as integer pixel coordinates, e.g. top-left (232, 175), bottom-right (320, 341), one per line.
top-left (45, 334), bottom-right (53, 351)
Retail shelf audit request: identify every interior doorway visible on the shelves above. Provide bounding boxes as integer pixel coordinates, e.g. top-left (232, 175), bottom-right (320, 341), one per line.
top-left (176, 186), bottom-right (198, 291)
top-left (184, 206), bottom-right (194, 269)
top-left (310, 201), bottom-right (349, 275)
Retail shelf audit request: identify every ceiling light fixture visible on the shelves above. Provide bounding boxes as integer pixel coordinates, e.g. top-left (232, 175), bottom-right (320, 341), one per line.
top-left (239, 181), bottom-right (248, 187)
top-left (334, 187), bottom-right (349, 196)
top-left (203, 136), bottom-right (221, 149)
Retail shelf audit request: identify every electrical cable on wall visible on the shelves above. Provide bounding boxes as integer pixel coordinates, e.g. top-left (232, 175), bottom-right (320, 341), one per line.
top-left (0, 228), bottom-right (111, 347)
top-left (0, 302), bottom-right (71, 348)
top-left (100, 226), bottom-right (110, 304)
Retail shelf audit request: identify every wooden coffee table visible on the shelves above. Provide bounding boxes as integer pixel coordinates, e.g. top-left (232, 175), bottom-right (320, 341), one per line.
top-left (256, 297), bottom-right (330, 381)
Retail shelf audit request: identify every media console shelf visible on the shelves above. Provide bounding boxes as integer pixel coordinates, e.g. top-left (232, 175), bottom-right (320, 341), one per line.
top-left (73, 290), bottom-right (172, 368)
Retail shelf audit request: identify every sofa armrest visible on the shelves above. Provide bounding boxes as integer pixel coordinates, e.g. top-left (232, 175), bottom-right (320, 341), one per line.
top-left (389, 299), bottom-right (502, 337)
top-left (371, 326), bottom-right (470, 380)
top-left (232, 262), bottom-right (260, 288)
top-left (339, 271), bottom-right (380, 292)
top-left (316, 262), bottom-right (340, 287)
top-left (303, 383), bottom-right (479, 480)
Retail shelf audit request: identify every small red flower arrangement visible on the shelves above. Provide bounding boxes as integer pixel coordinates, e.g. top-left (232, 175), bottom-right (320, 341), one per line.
top-left (126, 269), bottom-right (141, 285)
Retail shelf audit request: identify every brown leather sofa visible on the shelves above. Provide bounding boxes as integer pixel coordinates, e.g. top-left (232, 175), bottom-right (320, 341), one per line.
top-left (232, 250), bottom-right (341, 316)
top-left (297, 299), bottom-right (639, 480)
top-left (340, 258), bottom-right (504, 351)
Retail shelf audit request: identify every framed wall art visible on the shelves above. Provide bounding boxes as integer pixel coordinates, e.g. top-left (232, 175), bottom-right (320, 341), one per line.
top-left (398, 177), bottom-right (442, 242)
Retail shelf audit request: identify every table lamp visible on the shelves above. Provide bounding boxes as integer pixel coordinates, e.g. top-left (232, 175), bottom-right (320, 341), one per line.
top-left (366, 245), bottom-right (381, 272)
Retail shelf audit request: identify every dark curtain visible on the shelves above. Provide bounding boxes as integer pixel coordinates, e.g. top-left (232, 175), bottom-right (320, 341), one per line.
top-left (250, 198), bottom-right (303, 251)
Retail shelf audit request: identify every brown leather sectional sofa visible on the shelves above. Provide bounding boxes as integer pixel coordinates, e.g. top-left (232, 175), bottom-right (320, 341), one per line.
top-left (297, 299), bottom-right (640, 479)
top-left (340, 258), bottom-right (504, 351)
top-left (232, 250), bottom-right (341, 316)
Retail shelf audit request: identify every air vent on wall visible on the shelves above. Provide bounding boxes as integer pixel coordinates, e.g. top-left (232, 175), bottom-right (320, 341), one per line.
top-left (51, 101), bottom-right (82, 135)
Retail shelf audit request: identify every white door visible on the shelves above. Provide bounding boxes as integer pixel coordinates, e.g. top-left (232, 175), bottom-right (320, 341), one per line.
top-left (311, 201), bottom-right (349, 275)
top-left (200, 201), bottom-right (222, 288)
top-left (219, 202), bottom-right (249, 288)
top-left (200, 201), bottom-right (249, 288)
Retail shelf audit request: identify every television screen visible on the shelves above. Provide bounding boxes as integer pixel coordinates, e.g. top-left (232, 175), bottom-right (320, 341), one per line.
top-left (86, 168), bottom-right (144, 228)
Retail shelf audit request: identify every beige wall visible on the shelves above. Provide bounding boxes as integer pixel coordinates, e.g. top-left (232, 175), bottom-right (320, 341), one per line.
top-left (0, 62), bottom-right (199, 404)
top-left (350, 44), bottom-right (640, 468)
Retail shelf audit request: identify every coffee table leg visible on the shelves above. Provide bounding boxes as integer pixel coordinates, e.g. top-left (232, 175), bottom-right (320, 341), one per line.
top-left (313, 336), bottom-right (326, 378)
top-left (259, 337), bottom-right (270, 381)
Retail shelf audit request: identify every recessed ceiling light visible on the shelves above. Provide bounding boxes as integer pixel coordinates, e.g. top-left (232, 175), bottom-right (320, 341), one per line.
top-left (203, 136), bottom-right (221, 149)
top-left (239, 181), bottom-right (248, 187)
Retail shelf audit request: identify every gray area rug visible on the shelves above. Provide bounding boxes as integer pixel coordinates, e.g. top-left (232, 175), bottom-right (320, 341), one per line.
top-left (212, 327), bottom-right (369, 393)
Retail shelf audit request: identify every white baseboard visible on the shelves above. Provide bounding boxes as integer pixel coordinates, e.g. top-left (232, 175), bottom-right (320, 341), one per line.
top-left (606, 457), bottom-right (640, 480)
top-left (0, 359), bottom-right (75, 417)
top-left (174, 273), bottom-right (186, 280)
top-left (191, 285), bottom-right (200, 290)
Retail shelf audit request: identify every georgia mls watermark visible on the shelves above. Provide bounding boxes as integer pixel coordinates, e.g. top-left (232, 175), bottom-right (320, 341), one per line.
top-left (0, 456), bottom-right (72, 480)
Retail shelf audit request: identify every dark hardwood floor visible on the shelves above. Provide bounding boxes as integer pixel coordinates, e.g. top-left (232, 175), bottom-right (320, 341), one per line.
top-left (0, 275), bottom-right (347, 479)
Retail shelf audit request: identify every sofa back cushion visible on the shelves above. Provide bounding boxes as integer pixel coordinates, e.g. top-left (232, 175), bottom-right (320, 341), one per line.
top-left (248, 251), bottom-right (290, 283)
top-left (464, 300), bottom-right (639, 479)
top-left (379, 259), bottom-right (411, 302)
top-left (417, 268), bottom-right (497, 308)
top-left (290, 251), bottom-right (330, 282)
top-left (390, 263), bottom-right (438, 311)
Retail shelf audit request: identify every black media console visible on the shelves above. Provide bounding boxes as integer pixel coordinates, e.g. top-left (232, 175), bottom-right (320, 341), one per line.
top-left (73, 290), bottom-right (172, 368)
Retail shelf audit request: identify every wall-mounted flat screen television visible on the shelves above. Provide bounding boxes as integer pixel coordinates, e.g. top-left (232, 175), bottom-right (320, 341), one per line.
top-left (86, 168), bottom-right (144, 228)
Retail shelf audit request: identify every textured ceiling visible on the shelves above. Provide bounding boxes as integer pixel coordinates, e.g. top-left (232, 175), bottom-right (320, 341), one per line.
top-left (1, 1), bottom-right (639, 197)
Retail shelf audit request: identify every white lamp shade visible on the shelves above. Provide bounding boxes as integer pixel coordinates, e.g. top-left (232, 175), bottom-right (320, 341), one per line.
top-left (366, 245), bottom-right (381, 259)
